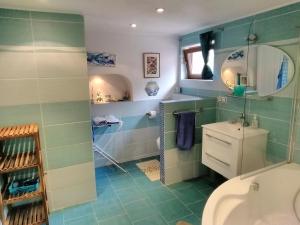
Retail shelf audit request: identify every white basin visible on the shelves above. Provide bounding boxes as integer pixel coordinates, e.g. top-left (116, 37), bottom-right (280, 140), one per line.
top-left (202, 121), bottom-right (269, 139)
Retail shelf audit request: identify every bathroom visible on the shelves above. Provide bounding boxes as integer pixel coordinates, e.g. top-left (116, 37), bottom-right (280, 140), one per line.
top-left (0, 1), bottom-right (300, 225)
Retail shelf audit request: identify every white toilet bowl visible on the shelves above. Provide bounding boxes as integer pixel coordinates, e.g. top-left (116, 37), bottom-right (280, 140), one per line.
top-left (156, 137), bottom-right (160, 150)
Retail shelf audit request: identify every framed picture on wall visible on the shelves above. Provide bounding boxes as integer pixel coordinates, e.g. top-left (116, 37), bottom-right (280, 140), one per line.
top-left (143, 53), bottom-right (160, 78)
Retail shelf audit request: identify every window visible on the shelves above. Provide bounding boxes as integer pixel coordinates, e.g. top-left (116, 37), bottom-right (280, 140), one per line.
top-left (183, 45), bottom-right (214, 79)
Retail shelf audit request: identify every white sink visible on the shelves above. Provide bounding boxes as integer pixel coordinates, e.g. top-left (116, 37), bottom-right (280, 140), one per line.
top-left (202, 121), bottom-right (269, 139)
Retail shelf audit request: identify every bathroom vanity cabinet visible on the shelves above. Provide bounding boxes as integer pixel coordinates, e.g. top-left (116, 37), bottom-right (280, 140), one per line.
top-left (202, 122), bottom-right (269, 179)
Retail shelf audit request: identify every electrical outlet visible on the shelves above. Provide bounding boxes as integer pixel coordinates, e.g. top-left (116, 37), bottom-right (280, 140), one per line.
top-left (221, 96), bottom-right (227, 103)
top-left (217, 96), bottom-right (227, 103)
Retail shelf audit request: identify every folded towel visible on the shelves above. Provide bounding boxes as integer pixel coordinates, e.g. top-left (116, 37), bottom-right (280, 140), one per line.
top-left (93, 115), bottom-right (121, 126)
top-left (175, 112), bottom-right (195, 150)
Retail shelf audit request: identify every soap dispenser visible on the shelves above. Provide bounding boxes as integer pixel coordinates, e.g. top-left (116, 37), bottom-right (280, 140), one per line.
top-left (251, 114), bottom-right (259, 128)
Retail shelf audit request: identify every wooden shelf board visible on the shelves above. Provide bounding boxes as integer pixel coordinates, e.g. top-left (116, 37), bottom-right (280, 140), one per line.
top-left (6, 202), bottom-right (46, 225)
top-left (0, 152), bottom-right (38, 174)
top-left (0, 124), bottom-right (39, 140)
top-left (2, 185), bottom-right (42, 205)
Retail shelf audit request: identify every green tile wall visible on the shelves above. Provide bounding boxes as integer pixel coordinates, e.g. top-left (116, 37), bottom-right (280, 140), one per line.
top-left (0, 8), bottom-right (94, 207)
top-left (179, 3), bottom-right (300, 164)
top-left (162, 99), bottom-right (217, 151)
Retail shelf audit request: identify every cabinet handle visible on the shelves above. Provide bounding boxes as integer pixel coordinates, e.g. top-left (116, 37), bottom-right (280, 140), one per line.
top-left (206, 152), bottom-right (230, 166)
top-left (206, 134), bottom-right (232, 145)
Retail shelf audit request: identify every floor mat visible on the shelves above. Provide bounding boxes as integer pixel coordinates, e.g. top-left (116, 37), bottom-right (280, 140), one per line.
top-left (176, 222), bottom-right (192, 225)
top-left (136, 159), bottom-right (160, 181)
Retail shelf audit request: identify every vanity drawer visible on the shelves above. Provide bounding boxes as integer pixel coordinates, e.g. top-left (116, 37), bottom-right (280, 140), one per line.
top-left (203, 129), bottom-right (236, 165)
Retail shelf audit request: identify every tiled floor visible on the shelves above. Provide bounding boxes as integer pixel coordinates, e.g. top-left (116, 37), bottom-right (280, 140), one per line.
top-left (49, 157), bottom-right (223, 225)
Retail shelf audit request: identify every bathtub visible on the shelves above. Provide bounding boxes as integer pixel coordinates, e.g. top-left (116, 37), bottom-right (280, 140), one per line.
top-left (202, 163), bottom-right (300, 225)
top-left (161, 93), bottom-right (202, 103)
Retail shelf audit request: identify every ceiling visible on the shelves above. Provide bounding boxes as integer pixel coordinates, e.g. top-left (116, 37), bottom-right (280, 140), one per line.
top-left (0, 0), bottom-right (299, 36)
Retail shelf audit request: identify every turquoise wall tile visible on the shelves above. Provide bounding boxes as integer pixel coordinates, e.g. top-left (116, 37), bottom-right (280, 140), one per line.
top-left (42, 101), bottom-right (90, 126)
top-left (249, 97), bottom-right (293, 122)
top-left (255, 11), bottom-right (300, 44)
top-left (0, 104), bottom-right (42, 127)
top-left (195, 98), bottom-right (216, 109)
top-left (216, 109), bottom-right (242, 122)
top-left (121, 115), bottom-right (148, 131)
top-left (45, 122), bottom-right (92, 148)
top-left (164, 114), bottom-right (176, 132)
top-left (259, 117), bottom-right (290, 145)
top-left (31, 11), bottom-right (83, 22)
top-left (195, 128), bottom-right (202, 144)
top-left (196, 109), bottom-right (216, 127)
top-left (180, 2), bottom-right (300, 47)
top-left (0, 18), bottom-right (32, 45)
top-left (164, 132), bottom-right (176, 150)
top-left (266, 141), bottom-right (288, 163)
top-left (32, 20), bottom-right (84, 47)
top-left (164, 101), bottom-right (195, 114)
top-left (0, 8), bottom-right (30, 18)
top-left (222, 23), bottom-right (251, 48)
top-left (217, 97), bottom-right (248, 113)
top-left (46, 142), bottom-right (93, 170)
top-left (147, 116), bottom-right (160, 127)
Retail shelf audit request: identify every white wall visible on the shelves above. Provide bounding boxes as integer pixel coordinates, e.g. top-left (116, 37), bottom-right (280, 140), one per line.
top-left (85, 30), bottom-right (179, 101)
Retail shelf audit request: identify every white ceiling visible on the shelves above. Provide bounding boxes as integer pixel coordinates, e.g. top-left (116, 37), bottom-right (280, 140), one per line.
top-left (0, 0), bottom-right (299, 36)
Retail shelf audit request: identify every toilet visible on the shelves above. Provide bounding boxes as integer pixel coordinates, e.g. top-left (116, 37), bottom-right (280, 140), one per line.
top-left (156, 137), bottom-right (160, 150)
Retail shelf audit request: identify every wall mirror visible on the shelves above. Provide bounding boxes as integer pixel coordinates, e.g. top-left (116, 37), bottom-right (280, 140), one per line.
top-left (221, 45), bottom-right (294, 96)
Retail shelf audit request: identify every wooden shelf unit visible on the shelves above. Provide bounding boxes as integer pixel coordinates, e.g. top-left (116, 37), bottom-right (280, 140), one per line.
top-left (0, 124), bottom-right (49, 225)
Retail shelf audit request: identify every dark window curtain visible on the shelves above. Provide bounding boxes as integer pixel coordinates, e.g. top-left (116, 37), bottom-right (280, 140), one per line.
top-left (200, 31), bottom-right (214, 80)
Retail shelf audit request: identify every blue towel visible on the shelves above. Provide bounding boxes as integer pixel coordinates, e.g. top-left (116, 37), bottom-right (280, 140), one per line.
top-left (175, 111), bottom-right (195, 150)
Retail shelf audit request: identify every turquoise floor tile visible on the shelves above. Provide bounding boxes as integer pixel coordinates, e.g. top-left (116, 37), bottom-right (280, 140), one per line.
top-left (116, 186), bottom-right (147, 204)
top-left (191, 178), bottom-right (214, 191)
top-left (49, 211), bottom-right (63, 225)
top-left (124, 199), bottom-right (158, 222)
top-left (128, 168), bottom-right (146, 178)
top-left (167, 181), bottom-right (194, 191)
top-left (145, 187), bottom-right (176, 205)
top-left (94, 200), bottom-right (125, 221)
top-left (109, 174), bottom-right (137, 190)
top-left (49, 156), bottom-right (217, 225)
top-left (156, 199), bottom-right (192, 222)
top-left (134, 176), bottom-right (162, 191)
top-left (64, 215), bottom-right (98, 225)
top-left (133, 215), bottom-right (168, 225)
top-left (187, 199), bottom-right (207, 216)
top-left (172, 186), bottom-right (206, 204)
top-left (169, 214), bottom-right (201, 225)
top-left (98, 214), bottom-right (133, 225)
top-left (63, 203), bottom-right (93, 221)
top-left (198, 187), bottom-right (215, 198)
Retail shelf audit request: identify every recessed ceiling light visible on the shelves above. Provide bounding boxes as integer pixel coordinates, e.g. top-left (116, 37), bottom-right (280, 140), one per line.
top-left (156, 8), bottom-right (165, 13)
top-left (130, 23), bottom-right (137, 28)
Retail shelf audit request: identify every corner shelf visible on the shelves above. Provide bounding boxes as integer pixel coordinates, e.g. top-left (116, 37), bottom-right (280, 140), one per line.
top-left (5, 201), bottom-right (46, 225)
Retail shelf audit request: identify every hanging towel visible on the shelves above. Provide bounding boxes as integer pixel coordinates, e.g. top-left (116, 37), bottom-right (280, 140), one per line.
top-left (175, 111), bottom-right (195, 150)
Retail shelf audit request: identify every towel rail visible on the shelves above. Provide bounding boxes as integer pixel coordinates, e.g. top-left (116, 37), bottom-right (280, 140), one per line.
top-left (172, 107), bottom-right (203, 116)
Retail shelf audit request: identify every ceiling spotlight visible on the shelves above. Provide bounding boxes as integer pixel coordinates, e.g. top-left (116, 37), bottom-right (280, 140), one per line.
top-left (130, 23), bottom-right (137, 28)
top-left (156, 8), bottom-right (165, 13)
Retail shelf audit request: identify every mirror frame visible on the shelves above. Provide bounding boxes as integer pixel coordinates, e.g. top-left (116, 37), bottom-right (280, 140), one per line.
top-left (221, 45), bottom-right (295, 97)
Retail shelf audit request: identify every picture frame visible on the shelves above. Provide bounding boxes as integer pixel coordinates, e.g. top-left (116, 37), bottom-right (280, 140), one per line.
top-left (87, 52), bottom-right (116, 67)
top-left (143, 53), bottom-right (160, 78)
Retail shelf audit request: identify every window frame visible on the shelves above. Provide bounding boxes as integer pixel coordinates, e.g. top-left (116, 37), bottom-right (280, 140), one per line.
top-left (183, 44), bottom-right (214, 80)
